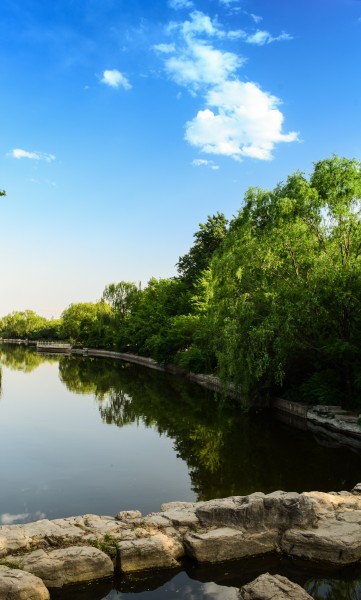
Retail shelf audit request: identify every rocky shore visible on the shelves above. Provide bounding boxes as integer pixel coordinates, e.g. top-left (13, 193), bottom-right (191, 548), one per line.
top-left (2, 484), bottom-right (361, 598)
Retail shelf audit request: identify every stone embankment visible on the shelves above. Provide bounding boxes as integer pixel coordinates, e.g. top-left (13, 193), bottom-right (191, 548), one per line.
top-left (2, 485), bottom-right (361, 598)
top-left (272, 398), bottom-right (361, 447)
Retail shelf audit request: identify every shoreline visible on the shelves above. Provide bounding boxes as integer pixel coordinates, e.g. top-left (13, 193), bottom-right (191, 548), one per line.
top-left (1, 485), bottom-right (361, 597)
top-left (2, 339), bottom-right (361, 446)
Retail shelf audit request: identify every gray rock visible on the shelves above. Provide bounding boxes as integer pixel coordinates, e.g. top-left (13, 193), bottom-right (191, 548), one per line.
top-left (116, 510), bottom-right (142, 521)
top-left (351, 483), bottom-right (361, 495)
top-left (160, 508), bottom-right (199, 528)
top-left (0, 565), bottom-right (50, 599)
top-left (195, 492), bottom-right (317, 531)
top-left (118, 533), bottom-right (183, 572)
top-left (184, 528), bottom-right (278, 563)
top-left (5, 546), bottom-right (114, 588)
top-left (240, 573), bottom-right (312, 599)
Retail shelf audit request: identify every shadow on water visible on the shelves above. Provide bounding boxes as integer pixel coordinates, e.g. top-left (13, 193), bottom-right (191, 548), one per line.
top-left (49, 556), bottom-right (361, 600)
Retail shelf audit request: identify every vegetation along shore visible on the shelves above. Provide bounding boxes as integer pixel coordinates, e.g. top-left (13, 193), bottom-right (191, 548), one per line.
top-left (1, 156), bottom-right (361, 412)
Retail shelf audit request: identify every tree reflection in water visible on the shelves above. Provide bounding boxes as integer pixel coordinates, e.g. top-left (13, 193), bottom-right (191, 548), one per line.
top-left (0, 345), bottom-right (57, 373)
top-left (3, 348), bottom-right (361, 598)
top-left (57, 355), bottom-right (361, 502)
top-left (306, 577), bottom-right (361, 599)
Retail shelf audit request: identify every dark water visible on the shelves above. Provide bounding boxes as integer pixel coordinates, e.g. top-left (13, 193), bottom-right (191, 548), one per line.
top-left (1, 345), bottom-right (361, 599)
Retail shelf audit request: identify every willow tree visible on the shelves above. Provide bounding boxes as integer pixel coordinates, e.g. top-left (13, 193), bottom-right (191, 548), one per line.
top-left (207, 156), bottom-right (361, 408)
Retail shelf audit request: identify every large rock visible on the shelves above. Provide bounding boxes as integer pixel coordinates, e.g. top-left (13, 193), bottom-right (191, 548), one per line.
top-left (0, 565), bottom-right (50, 599)
top-left (118, 533), bottom-right (183, 573)
top-left (195, 491), bottom-right (317, 531)
top-left (184, 528), bottom-right (278, 563)
top-left (0, 518), bottom-right (85, 557)
top-left (240, 573), bottom-right (312, 599)
top-left (2, 484), bottom-right (361, 591)
top-left (5, 546), bottom-right (114, 588)
top-left (281, 490), bottom-right (361, 563)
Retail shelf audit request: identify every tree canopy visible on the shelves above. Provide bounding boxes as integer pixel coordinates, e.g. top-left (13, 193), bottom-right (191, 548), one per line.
top-left (2, 157), bottom-right (361, 408)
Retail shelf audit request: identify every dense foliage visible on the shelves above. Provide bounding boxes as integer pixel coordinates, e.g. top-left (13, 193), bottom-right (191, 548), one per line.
top-left (1, 156), bottom-right (361, 408)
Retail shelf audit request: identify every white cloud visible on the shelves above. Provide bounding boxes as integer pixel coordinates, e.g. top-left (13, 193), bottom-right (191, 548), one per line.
top-left (167, 11), bottom-right (223, 39)
top-left (101, 69), bottom-right (132, 90)
top-left (156, 11), bottom-right (297, 162)
top-left (186, 81), bottom-right (298, 161)
top-left (169, 0), bottom-right (194, 9)
top-left (153, 43), bottom-right (176, 54)
top-left (192, 158), bottom-right (209, 166)
top-left (250, 13), bottom-right (263, 24)
top-left (192, 158), bottom-right (219, 170)
top-left (165, 42), bottom-right (242, 89)
top-left (10, 148), bottom-right (56, 162)
top-left (245, 30), bottom-right (293, 45)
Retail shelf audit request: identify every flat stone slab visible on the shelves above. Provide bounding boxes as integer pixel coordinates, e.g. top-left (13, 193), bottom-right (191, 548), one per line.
top-left (184, 528), bottom-right (278, 563)
top-left (0, 565), bottom-right (50, 599)
top-left (5, 546), bottom-right (114, 588)
top-left (195, 492), bottom-right (317, 531)
top-left (118, 533), bottom-right (183, 573)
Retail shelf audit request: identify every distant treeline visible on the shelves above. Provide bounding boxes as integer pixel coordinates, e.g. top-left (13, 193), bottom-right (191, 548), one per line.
top-left (2, 156), bottom-right (361, 409)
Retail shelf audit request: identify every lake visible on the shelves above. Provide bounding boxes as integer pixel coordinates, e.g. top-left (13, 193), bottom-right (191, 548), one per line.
top-left (1, 344), bottom-right (361, 599)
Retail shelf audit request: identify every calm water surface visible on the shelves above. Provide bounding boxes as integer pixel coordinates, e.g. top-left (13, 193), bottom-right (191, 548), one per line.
top-left (1, 345), bottom-right (361, 599)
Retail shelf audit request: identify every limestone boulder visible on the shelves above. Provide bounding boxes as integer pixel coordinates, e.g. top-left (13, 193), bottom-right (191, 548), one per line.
top-left (281, 521), bottom-right (361, 564)
top-left (281, 490), bottom-right (361, 563)
top-left (118, 532), bottom-right (183, 572)
top-left (116, 510), bottom-right (142, 521)
top-left (0, 518), bottom-right (85, 557)
top-left (0, 565), bottom-right (50, 600)
top-left (5, 546), bottom-right (114, 588)
top-left (184, 528), bottom-right (278, 563)
top-left (240, 573), bottom-right (312, 599)
top-left (196, 492), bottom-right (317, 531)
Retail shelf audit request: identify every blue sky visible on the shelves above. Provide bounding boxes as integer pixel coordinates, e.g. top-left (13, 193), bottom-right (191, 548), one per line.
top-left (0, 0), bottom-right (360, 317)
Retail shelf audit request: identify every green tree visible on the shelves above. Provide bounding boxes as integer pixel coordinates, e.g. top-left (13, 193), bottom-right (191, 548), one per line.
top-left (177, 212), bottom-right (228, 287)
top-left (102, 281), bottom-right (141, 320)
top-left (60, 301), bottom-right (114, 347)
top-left (207, 156), bottom-right (361, 408)
top-left (118, 278), bottom-right (191, 362)
top-left (0, 310), bottom-right (60, 340)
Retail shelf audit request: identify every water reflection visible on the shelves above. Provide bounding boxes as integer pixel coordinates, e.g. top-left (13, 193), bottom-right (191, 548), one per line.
top-left (0, 345), bottom-right (57, 373)
top-left (51, 571), bottom-right (240, 600)
top-left (0, 510), bottom-right (46, 525)
top-left (306, 577), bottom-right (361, 599)
top-left (50, 556), bottom-right (361, 600)
top-left (1, 346), bottom-right (361, 505)
top-left (57, 354), bottom-right (361, 499)
top-left (2, 347), bottom-right (361, 598)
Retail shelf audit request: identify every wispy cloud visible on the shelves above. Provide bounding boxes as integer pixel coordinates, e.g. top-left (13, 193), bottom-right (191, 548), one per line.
top-left (164, 12), bottom-right (244, 92)
top-left (245, 30), bottom-right (293, 45)
top-left (169, 0), bottom-right (194, 9)
top-left (156, 11), bottom-right (297, 161)
top-left (192, 158), bottom-right (219, 170)
top-left (250, 13), bottom-right (263, 24)
top-left (101, 69), bottom-right (132, 90)
top-left (218, 0), bottom-right (242, 13)
top-left (153, 43), bottom-right (176, 54)
top-left (9, 148), bottom-right (56, 162)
